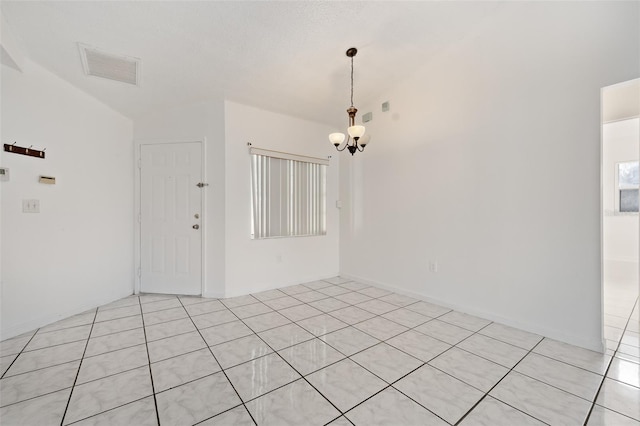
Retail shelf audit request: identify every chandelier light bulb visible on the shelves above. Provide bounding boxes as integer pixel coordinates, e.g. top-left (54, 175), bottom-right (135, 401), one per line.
top-left (329, 133), bottom-right (346, 146)
top-left (348, 125), bottom-right (365, 139)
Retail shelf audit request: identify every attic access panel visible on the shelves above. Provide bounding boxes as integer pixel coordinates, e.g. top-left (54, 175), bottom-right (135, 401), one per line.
top-left (78, 43), bottom-right (140, 86)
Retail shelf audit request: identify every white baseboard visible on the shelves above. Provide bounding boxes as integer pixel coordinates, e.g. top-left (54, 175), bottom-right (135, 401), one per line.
top-left (221, 273), bottom-right (340, 298)
top-left (202, 291), bottom-right (225, 299)
top-left (0, 289), bottom-right (134, 341)
top-left (339, 273), bottom-right (605, 353)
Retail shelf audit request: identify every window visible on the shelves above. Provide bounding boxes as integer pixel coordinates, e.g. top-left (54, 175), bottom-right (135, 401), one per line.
top-left (250, 148), bottom-right (327, 239)
top-left (616, 161), bottom-right (639, 213)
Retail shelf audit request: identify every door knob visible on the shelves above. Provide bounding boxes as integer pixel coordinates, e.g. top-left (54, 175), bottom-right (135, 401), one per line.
top-left (192, 224), bottom-right (200, 230)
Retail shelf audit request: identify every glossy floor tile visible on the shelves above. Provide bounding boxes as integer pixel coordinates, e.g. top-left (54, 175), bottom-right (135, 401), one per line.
top-left (489, 371), bottom-right (592, 425)
top-left (395, 364), bottom-right (484, 424)
top-left (459, 396), bottom-right (545, 426)
top-left (306, 358), bottom-right (387, 412)
top-left (346, 386), bottom-right (447, 426)
top-left (245, 379), bottom-right (340, 425)
top-left (278, 338), bottom-right (345, 375)
top-left (155, 372), bottom-right (241, 426)
top-left (0, 275), bottom-right (638, 425)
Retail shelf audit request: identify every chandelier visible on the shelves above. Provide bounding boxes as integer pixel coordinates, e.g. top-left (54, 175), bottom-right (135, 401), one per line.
top-left (329, 47), bottom-right (370, 155)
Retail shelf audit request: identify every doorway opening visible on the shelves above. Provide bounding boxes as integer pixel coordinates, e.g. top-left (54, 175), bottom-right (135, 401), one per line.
top-left (601, 79), bottom-right (640, 358)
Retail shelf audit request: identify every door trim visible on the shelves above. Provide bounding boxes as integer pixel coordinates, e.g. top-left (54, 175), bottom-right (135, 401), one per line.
top-left (134, 138), bottom-right (207, 295)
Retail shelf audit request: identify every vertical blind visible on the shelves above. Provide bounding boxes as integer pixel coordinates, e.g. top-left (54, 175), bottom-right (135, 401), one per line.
top-left (250, 148), bottom-right (328, 239)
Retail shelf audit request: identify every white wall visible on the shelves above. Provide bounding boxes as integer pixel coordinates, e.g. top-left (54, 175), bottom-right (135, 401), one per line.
top-left (224, 101), bottom-right (339, 296)
top-left (135, 100), bottom-right (340, 297)
top-left (1, 59), bottom-right (134, 339)
top-left (134, 100), bottom-right (226, 298)
top-left (340, 2), bottom-right (639, 351)
top-left (603, 118), bottom-right (639, 263)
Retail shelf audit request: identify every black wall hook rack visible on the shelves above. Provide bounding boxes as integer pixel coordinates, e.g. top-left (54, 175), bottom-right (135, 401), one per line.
top-left (4, 143), bottom-right (46, 159)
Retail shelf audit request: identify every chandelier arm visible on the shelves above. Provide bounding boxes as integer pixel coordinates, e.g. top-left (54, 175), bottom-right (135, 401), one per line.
top-left (334, 143), bottom-right (348, 152)
top-left (334, 135), bottom-right (352, 152)
top-left (357, 143), bottom-right (366, 152)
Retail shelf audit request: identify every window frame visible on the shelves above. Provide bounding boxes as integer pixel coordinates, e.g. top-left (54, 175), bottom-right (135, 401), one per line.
top-left (614, 160), bottom-right (639, 215)
top-left (249, 147), bottom-right (328, 240)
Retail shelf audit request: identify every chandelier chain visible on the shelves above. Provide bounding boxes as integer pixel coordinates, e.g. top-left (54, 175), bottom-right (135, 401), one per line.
top-left (350, 56), bottom-right (354, 107)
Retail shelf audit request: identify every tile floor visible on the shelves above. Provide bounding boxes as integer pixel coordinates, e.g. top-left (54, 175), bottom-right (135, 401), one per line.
top-left (0, 276), bottom-right (638, 425)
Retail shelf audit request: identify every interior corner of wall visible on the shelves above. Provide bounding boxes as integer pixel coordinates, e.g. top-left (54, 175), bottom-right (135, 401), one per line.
top-left (0, 13), bottom-right (25, 72)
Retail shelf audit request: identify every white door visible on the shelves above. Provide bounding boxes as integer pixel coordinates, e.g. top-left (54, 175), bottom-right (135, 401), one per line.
top-left (140, 142), bottom-right (202, 295)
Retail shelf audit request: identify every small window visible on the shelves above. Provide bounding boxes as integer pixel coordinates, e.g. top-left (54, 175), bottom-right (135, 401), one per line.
top-left (616, 161), bottom-right (639, 213)
top-left (250, 148), bottom-right (327, 239)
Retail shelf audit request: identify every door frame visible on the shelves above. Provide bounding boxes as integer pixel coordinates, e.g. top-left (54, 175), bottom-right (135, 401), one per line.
top-left (600, 78), bottom-right (640, 354)
top-left (134, 138), bottom-right (207, 295)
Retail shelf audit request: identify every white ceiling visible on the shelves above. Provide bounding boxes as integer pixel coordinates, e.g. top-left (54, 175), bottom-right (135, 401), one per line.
top-left (1, 1), bottom-right (506, 126)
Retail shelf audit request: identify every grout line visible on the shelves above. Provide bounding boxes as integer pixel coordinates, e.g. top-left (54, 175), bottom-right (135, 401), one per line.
top-left (94, 302), bottom-right (141, 313)
top-left (1, 387), bottom-right (69, 412)
top-left (0, 357), bottom-right (82, 384)
top-left (323, 414), bottom-right (354, 426)
top-left (218, 298), bottom-right (347, 419)
top-left (590, 401), bottom-right (640, 424)
top-left (62, 395), bottom-right (151, 426)
top-left (315, 308), bottom-right (546, 426)
top-left (137, 295), bottom-right (162, 426)
top-left (605, 374), bottom-right (640, 390)
top-left (1, 357), bottom-right (86, 382)
top-left (152, 370), bottom-right (237, 397)
top-left (453, 338), bottom-right (549, 426)
top-left (191, 402), bottom-right (249, 425)
top-left (584, 296), bottom-right (639, 425)
top-left (71, 360), bottom-right (150, 388)
top-left (178, 298), bottom-right (259, 426)
top-left (7, 279), bottom-right (634, 425)
top-left (525, 350), bottom-right (609, 377)
top-left (94, 312), bottom-right (143, 325)
top-left (86, 323), bottom-right (143, 338)
top-left (19, 336), bottom-right (93, 354)
top-left (217, 288), bottom-right (468, 423)
top-left (246, 286), bottom-right (455, 371)
top-left (58, 307), bottom-right (101, 426)
top-left (34, 318), bottom-right (96, 336)
top-left (340, 362), bottom-right (450, 425)
top-left (0, 330), bottom-right (41, 380)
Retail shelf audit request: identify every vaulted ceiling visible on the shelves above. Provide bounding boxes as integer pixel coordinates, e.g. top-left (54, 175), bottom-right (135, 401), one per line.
top-left (2, 1), bottom-right (507, 126)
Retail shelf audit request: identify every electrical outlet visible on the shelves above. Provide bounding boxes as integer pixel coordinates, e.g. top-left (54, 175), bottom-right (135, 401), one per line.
top-left (429, 261), bottom-right (438, 273)
top-left (22, 199), bottom-right (40, 213)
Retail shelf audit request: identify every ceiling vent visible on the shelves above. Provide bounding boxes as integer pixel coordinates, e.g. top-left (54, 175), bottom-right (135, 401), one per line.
top-left (78, 44), bottom-right (140, 86)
